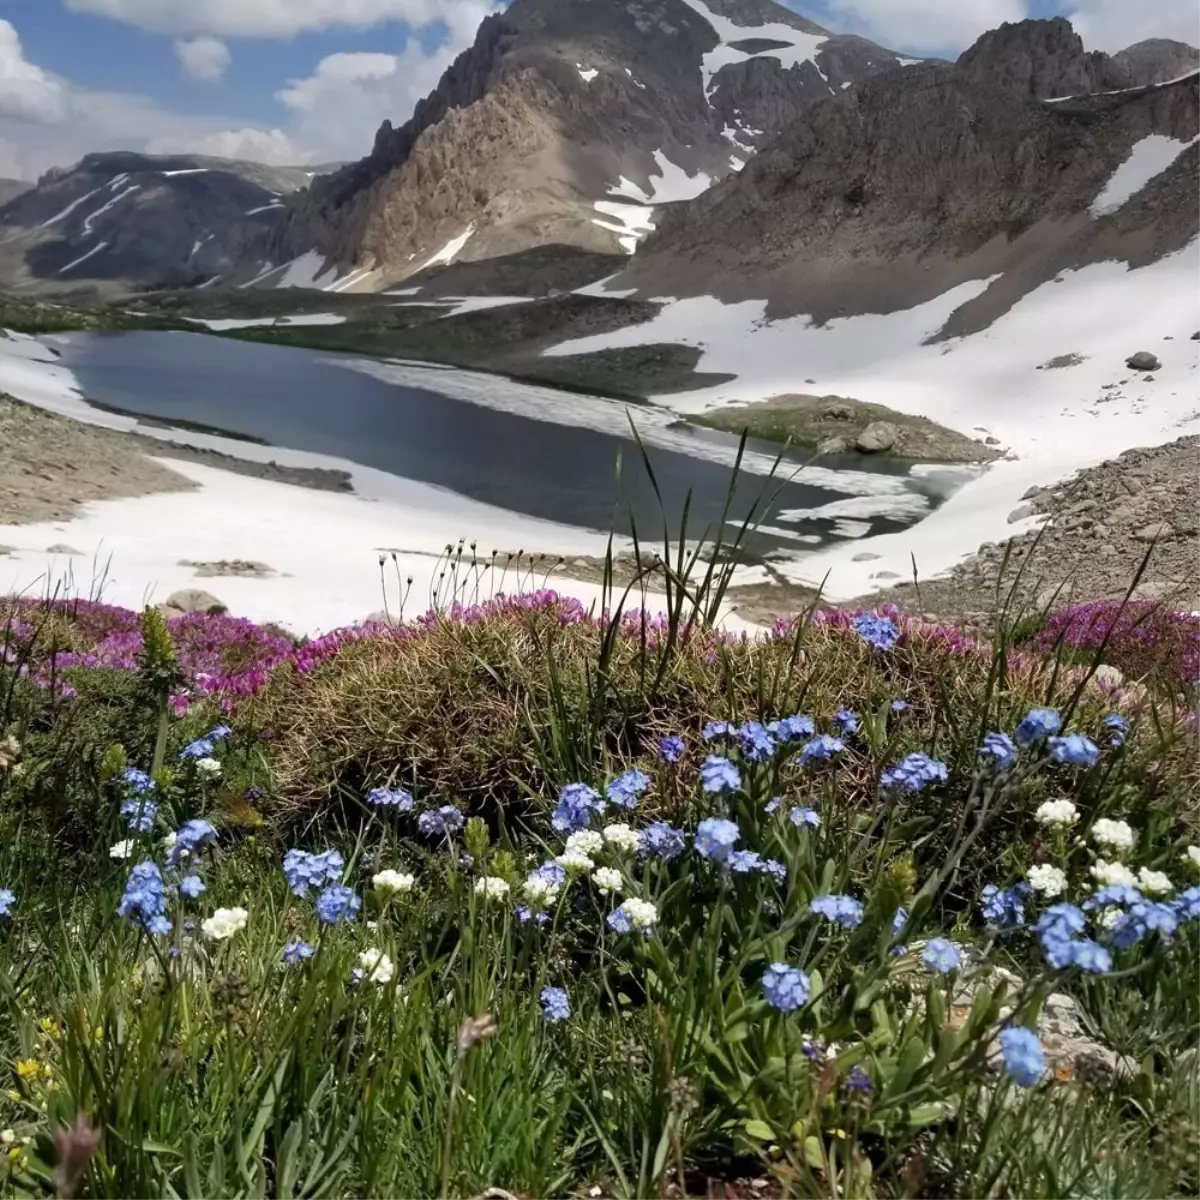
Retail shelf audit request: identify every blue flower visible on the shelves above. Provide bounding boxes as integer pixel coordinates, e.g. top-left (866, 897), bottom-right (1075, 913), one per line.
top-left (368, 786), bottom-right (414, 810)
top-left (880, 753), bottom-right (948, 793)
top-left (607, 769), bottom-right (650, 811)
top-left (118, 861), bottom-right (168, 933)
top-left (1172, 886), bottom-right (1200, 922)
top-left (978, 732), bottom-right (1018, 773)
top-left (810, 893), bottom-right (864, 929)
top-left (1014, 708), bottom-right (1062, 747)
top-left (728, 849), bottom-right (762, 874)
top-left (700, 755), bottom-right (741, 795)
top-left (736, 721), bottom-right (777, 761)
top-left (1110, 900), bottom-right (1179, 948)
top-left (418, 805), bottom-right (466, 838)
top-left (638, 822), bottom-right (686, 860)
top-left (180, 738), bottom-right (215, 760)
top-left (550, 784), bottom-right (600, 832)
top-left (769, 714), bottom-right (816, 742)
top-left (761, 962), bottom-right (810, 1011)
top-left (207, 724), bottom-right (232, 741)
top-left (800, 735), bottom-right (844, 764)
top-left (121, 767), bottom-right (154, 794)
top-left (515, 905), bottom-right (550, 926)
top-left (1082, 885), bottom-right (1143, 910)
top-left (764, 796), bottom-right (781, 814)
top-left (1104, 714), bottom-right (1129, 733)
top-left (0, 888), bottom-right (15, 918)
top-left (998, 1027), bottom-right (1044, 1087)
top-left (120, 796), bottom-right (158, 833)
top-left (832, 709), bottom-right (860, 736)
top-left (891, 906), bottom-right (909, 954)
top-left (694, 817), bottom-right (740, 864)
top-left (531, 860), bottom-right (567, 887)
top-left (539, 986), bottom-right (570, 1023)
top-left (658, 735), bottom-right (685, 764)
top-left (178, 875), bottom-right (206, 899)
top-left (843, 1065), bottom-right (873, 1093)
top-left (760, 858), bottom-right (788, 884)
top-left (702, 721), bottom-right (733, 741)
top-left (606, 906), bottom-right (633, 933)
top-left (891, 699), bottom-right (910, 713)
top-left (283, 940), bottom-right (315, 965)
top-left (1035, 902), bottom-right (1087, 941)
top-left (789, 806), bottom-right (821, 829)
top-left (1047, 734), bottom-right (1100, 768)
top-left (921, 938), bottom-right (961, 974)
top-left (853, 613), bottom-right (901, 651)
top-left (282, 848), bottom-right (345, 898)
top-left (315, 884), bottom-right (361, 925)
top-left (166, 819), bottom-right (218, 869)
top-left (1063, 939), bottom-right (1111, 974)
top-left (980, 883), bottom-right (1031, 932)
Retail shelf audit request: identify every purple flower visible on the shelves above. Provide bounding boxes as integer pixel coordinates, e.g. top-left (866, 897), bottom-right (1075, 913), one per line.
top-left (853, 613), bottom-right (901, 651)
top-left (702, 721), bottom-right (733, 741)
top-left (980, 883), bottom-right (1030, 932)
top-left (638, 822), bottom-right (686, 860)
top-left (657, 735), bottom-right (685, 764)
top-left (832, 709), bottom-right (860, 736)
top-left (368, 787), bottom-right (414, 811)
top-left (551, 784), bottom-right (601, 832)
top-left (736, 721), bottom-right (776, 762)
top-left (843, 1064), bottom-right (873, 1093)
top-left (880, 753), bottom-right (947, 793)
top-left (419, 805), bottom-right (465, 838)
top-left (607, 769), bottom-right (650, 811)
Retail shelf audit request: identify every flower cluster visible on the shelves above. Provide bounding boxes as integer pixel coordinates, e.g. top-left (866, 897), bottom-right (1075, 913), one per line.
top-left (282, 848), bottom-right (345, 898)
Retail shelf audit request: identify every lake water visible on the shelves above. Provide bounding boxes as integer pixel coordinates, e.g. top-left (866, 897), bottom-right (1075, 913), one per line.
top-left (60, 331), bottom-right (955, 561)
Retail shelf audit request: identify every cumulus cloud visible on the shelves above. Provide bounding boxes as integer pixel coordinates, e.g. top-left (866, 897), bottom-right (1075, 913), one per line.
top-left (174, 35), bottom-right (232, 81)
top-left (818, 0), bottom-right (1028, 54)
top-left (1064, 0), bottom-right (1200, 52)
top-left (0, 21), bottom-right (68, 123)
top-left (65, 0), bottom-right (499, 39)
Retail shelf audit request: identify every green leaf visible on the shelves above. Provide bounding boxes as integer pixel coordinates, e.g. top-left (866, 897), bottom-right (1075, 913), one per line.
top-left (803, 1136), bottom-right (825, 1169)
top-left (743, 1119), bottom-right (776, 1142)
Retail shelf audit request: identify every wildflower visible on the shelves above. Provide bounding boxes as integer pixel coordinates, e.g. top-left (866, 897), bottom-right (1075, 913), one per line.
top-left (373, 870), bottom-right (415, 896)
top-left (1047, 734), bottom-right (1099, 768)
top-left (118, 861), bottom-right (168, 932)
top-left (844, 1064), bottom-right (873, 1094)
top-left (1036, 902), bottom-right (1086, 941)
top-left (1091, 819), bottom-right (1135, 852)
top-left (166, 819), bottom-right (218, 869)
top-left (540, 986), bottom-right (570, 1022)
top-left (1027, 864), bottom-right (1067, 897)
top-left (551, 784), bottom-right (601, 832)
top-left (121, 767), bottom-right (154, 793)
top-left (880, 753), bottom-right (948, 793)
top-left (729, 850), bottom-right (762, 873)
top-left (565, 830), bottom-right (604, 857)
top-left (179, 738), bottom-right (215, 760)
top-left (1082, 884), bottom-right (1143, 911)
top-left (1105, 713), bottom-right (1129, 747)
top-left (891, 906), bottom-right (909, 954)
top-left (1171, 886), bottom-right (1200, 921)
top-left (980, 883), bottom-right (1030, 932)
top-left (15, 1059), bottom-right (40, 1082)
top-left (351, 948), bottom-right (394, 985)
top-left (0, 889), bottom-right (13, 918)
top-left (283, 941), bottom-right (315, 965)
top-left (109, 840), bottom-right (135, 860)
top-left (810, 894), bottom-right (864, 929)
top-left (515, 905), bottom-right (549, 926)
top-left (120, 797), bottom-right (158, 832)
top-left (921, 938), bottom-right (961, 974)
top-left (1184, 846), bottom-right (1200, 872)
top-left (418, 805), bottom-right (466, 839)
top-left (760, 858), bottom-right (788, 884)
top-left (1110, 900), bottom-right (1179, 949)
top-left (1064, 939), bottom-right (1111, 974)
top-left (764, 796), bottom-right (781, 814)
top-left (789, 806), bottom-right (821, 828)
top-left (523, 861), bottom-right (566, 907)
top-left (638, 822), bottom-right (686, 860)
top-left (474, 876), bottom-right (510, 901)
top-left (592, 867), bottom-right (624, 895)
top-left (658, 735), bottom-right (685, 764)
top-left (832, 709), bottom-right (860, 735)
top-left (700, 755), bottom-right (741, 795)
top-left (607, 897), bottom-right (658, 934)
top-left (201, 906), bottom-right (248, 940)
top-left (195, 757), bottom-right (221, 778)
top-left (1035, 799), bottom-right (1078, 828)
top-left (736, 721), bottom-right (776, 762)
top-left (694, 817), bottom-right (740, 864)
top-left (891, 699), bottom-right (910, 713)
top-left (1014, 708), bottom-right (1062, 746)
top-left (282, 848), bottom-right (345, 898)
top-left (702, 721), bottom-right (733, 741)
top-left (602, 823), bottom-right (639, 853)
top-left (761, 963), bottom-right (810, 1011)
top-left (556, 849), bottom-right (595, 874)
top-left (800, 735), bottom-right (844, 764)
top-left (367, 787), bottom-right (414, 811)
top-left (853, 613), bottom-right (901, 650)
top-left (769, 714), bottom-right (816, 741)
top-left (1090, 859), bottom-right (1138, 888)
top-left (998, 1027), bottom-right (1044, 1087)
top-left (607, 769), bottom-right (650, 810)
top-left (1136, 867), bottom-right (1173, 896)
top-left (315, 884), bottom-right (361, 925)
top-left (979, 731), bottom-right (1018, 773)
top-left (178, 875), bottom-right (205, 899)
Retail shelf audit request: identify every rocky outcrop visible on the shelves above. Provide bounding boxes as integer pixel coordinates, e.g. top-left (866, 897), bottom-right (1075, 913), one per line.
top-left (1111, 39), bottom-right (1200, 87)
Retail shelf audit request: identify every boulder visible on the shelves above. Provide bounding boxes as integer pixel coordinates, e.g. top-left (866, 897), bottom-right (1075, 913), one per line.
top-left (1133, 521), bottom-right (1174, 542)
top-left (816, 435), bottom-right (851, 455)
top-left (1007, 504), bottom-right (1035, 524)
top-left (159, 589), bottom-right (228, 617)
top-left (45, 544), bottom-right (82, 555)
top-left (821, 402), bottom-right (854, 420)
top-left (850, 551), bottom-right (881, 562)
top-left (855, 421), bottom-right (898, 453)
top-left (1124, 351), bottom-right (1161, 371)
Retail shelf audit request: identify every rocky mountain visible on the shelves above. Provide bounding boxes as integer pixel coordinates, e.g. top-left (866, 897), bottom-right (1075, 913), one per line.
top-left (614, 18), bottom-right (1199, 329)
top-left (0, 152), bottom-right (327, 292)
top-left (251, 0), bottom-right (926, 289)
top-left (0, 179), bottom-right (30, 207)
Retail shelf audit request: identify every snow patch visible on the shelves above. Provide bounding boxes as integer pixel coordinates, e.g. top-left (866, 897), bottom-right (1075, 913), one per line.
top-left (189, 313), bottom-right (348, 331)
top-left (729, 155), bottom-right (745, 171)
top-left (273, 251), bottom-right (327, 289)
top-left (161, 168), bottom-right (209, 178)
top-left (576, 63), bottom-right (599, 83)
top-left (56, 242), bottom-right (109, 276)
top-left (1089, 134), bottom-right (1199, 216)
top-left (246, 201), bottom-right (285, 216)
top-left (81, 184), bottom-right (140, 235)
top-left (420, 225), bottom-right (476, 270)
top-left (39, 186), bottom-right (104, 229)
top-left (894, 56), bottom-right (923, 67)
top-left (591, 200), bottom-right (656, 254)
top-left (624, 67), bottom-right (646, 89)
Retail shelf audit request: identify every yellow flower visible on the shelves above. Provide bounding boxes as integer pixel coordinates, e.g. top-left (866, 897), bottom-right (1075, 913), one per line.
top-left (38, 1017), bottom-right (61, 1041)
top-left (5, 1146), bottom-right (20, 1163)
top-left (14, 1059), bottom-right (40, 1082)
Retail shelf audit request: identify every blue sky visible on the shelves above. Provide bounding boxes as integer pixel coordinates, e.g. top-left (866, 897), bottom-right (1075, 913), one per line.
top-left (0, 0), bottom-right (1193, 179)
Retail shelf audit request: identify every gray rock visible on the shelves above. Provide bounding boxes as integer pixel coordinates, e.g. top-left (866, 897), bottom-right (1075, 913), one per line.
top-left (1191, 331), bottom-right (1199, 340)
top-left (1125, 351), bottom-right (1161, 371)
top-left (159, 589), bottom-right (228, 617)
top-left (1133, 521), bottom-right (1174, 542)
top-left (850, 551), bottom-right (881, 562)
top-left (821, 403), bottom-right (853, 420)
top-left (1118, 475), bottom-right (1144, 495)
top-left (816, 435), bottom-right (851, 455)
top-left (1007, 504), bottom-right (1035, 524)
top-left (45, 544), bottom-right (82, 555)
top-left (1093, 664), bottom-right (1124, 687)
top-left (984, 436), bottom-right (1001, 445)
top-left (855, 421), bottom-right (898, 453)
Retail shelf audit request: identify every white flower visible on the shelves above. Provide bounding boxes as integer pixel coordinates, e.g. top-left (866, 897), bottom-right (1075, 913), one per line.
top-left (195, 757), bottom-right (222, 777)
top-left (565, 830), bottom-right (604, 857)
top-left (1136, 867), bottom-right (1173, 896)
top-left (109, 839), bottom-right (135, 860)
top-left (555, 849), bottom-right (594, 874)
top-left (0, 1129), bottom-right (14, 1146)
top-left (1096, 907), bottom-right (1124, 930)
top-left (1091, 859), bottom-right (1138, 888)
top-left (162, 831), bottom-right (178, 853)
top-left (355, 948), bottom-right (395, 985)
top-left (1027, 864), bottom-right (1067, 896)
top-left (522, 875), bottom-right (561, 906)
top-left (1091, 818), bottom-right (1135, 852)
top-left (620, 897), bottom-right (658, 930)
top-left (1184, 845), bottom-right (1200, 871)
top-left (473, 876), bottom-right (510, 900)
top-left (1035, 799), bottom-right (1078, 828)
top-left (201, 906), bottom-right (248, 940)
top-left (602, 823), bottom-right (639, 853)
top-left (373, 869), bottom-right (415, 896)
top-left (592, 867), bottom-right (624, 895)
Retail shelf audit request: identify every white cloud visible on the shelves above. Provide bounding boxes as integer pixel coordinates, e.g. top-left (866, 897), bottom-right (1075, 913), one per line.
top-left (0, 20), bottom-right (68, 123)
top-left (819, 0), bottom-right (1029, 54)
top-left (148, 125), bottom-right (300, 163)
top-left (174, 35), bottom-right (232, 82)
top-left (65, 0), bottom-right (498, 39)
top-left (1064, 0), bottom-right (1200, 52)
